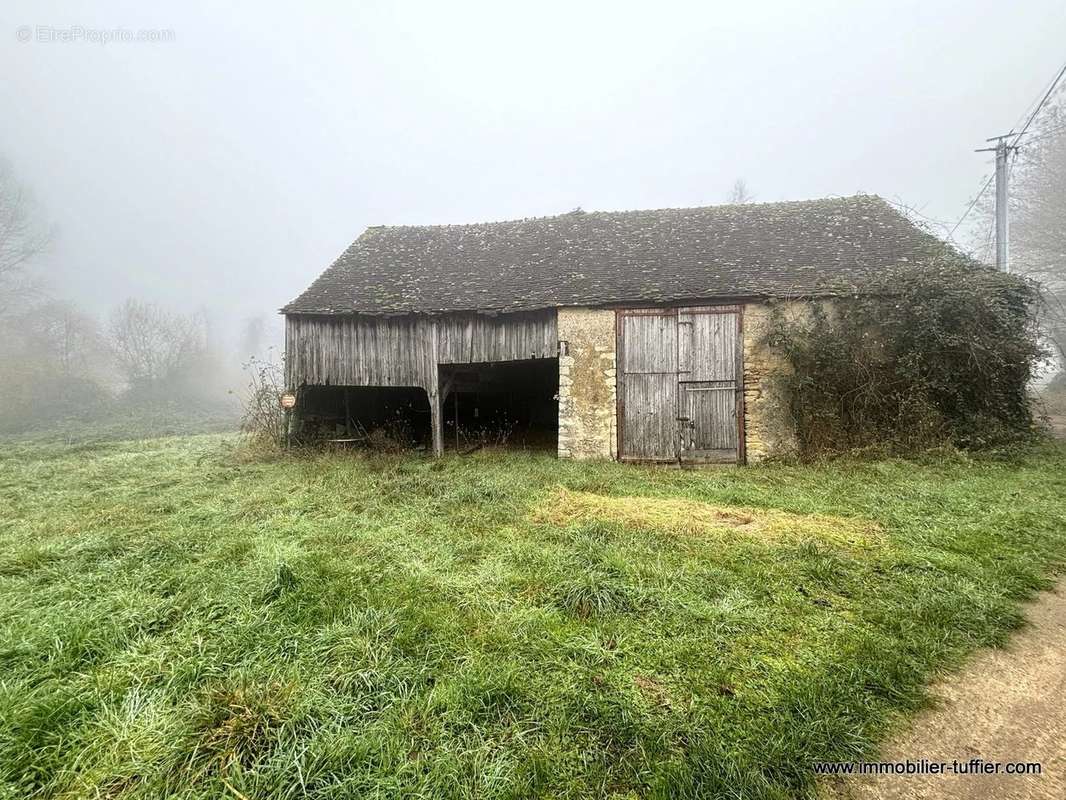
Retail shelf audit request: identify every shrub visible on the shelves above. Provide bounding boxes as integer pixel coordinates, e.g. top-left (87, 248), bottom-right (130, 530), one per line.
top-left (760, 256), bottom-right (1046, 457)
top-left (239, 356), bottom-right (287, 446)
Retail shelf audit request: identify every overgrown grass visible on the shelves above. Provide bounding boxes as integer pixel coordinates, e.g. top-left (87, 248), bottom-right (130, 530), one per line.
top-left (0, 436), bottom-right (1064, 799)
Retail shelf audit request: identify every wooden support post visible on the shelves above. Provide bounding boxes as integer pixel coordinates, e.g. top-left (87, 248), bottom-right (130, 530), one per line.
top-left (426, 320), bottom-right (444, 457)
top-left (429, 386), bottom-right (443, 457)
top-left (437, 373), bottom-right (458, 453)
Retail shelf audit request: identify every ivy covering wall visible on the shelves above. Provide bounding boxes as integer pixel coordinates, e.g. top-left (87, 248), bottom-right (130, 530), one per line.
top-left (760, 257), bottom-right (1046, 457)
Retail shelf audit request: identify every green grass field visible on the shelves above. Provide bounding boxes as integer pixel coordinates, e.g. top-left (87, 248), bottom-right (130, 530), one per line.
top-left (1, 436), bottom-right (1064, 799)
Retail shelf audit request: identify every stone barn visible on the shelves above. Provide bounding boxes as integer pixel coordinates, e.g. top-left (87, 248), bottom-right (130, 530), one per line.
top-left (283, 195), bottom-right (945, 463)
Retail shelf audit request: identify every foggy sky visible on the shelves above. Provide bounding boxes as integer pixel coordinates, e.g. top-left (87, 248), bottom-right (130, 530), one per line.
top-left (2, 0), bottom-right (1064, 344)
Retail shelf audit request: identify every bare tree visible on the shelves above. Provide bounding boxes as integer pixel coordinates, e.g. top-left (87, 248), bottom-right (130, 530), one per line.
top-left (728, 178), bottom-right (755, 204)
top-left (0, 159), bottom-right (52, 317)
top-left (0, 299), bottom-right (112, 430)
top-left (22, 300), bottom-right (109, 379)
top-left (239, 315), bottom-right (266, 360)
top-left (1011, 88), bottom-right (1066, 362)
top-left (108, 299), bottom-right (208, 393)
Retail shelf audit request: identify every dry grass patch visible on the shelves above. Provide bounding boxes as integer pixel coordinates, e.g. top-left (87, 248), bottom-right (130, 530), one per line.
top-left (532, 487), bottom-right (882, 549)
top-left (183, 681), bottom-right (296, 779)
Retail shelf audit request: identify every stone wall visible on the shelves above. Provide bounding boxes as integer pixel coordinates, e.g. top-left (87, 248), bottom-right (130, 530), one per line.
top-left (557, 307), bottom-right (616, 460)
top-left (555, 302), bottom-right (808, 463)
top-left (742, 301), bottom-right (805, 462)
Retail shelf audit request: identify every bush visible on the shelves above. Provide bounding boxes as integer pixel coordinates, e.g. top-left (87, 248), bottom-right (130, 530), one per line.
top-left (761, 257), bottom-right (1046, 457)
top-left (239, 356), bottom-right (287, 446)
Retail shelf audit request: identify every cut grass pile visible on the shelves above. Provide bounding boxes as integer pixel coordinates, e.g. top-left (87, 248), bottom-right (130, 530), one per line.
top-left (0, 435), bottom-right (1064, 799)
top-left (532, 487), bottom-right (883, 549)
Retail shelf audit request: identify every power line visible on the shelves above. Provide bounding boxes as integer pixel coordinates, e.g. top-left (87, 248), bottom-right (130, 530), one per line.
top-left (949, 173), bottom-right (994, 239)
top-left (1008, 59), bottom-right (1066, 149)
top-left (1018, 123), bottom-right (1066, 146)
top-left (950, 59), bottom-right (1066, 240)
top-left (1007, 65), bottom-right (1066, 184)
top-left (981, 214), bottom-right (996, 262)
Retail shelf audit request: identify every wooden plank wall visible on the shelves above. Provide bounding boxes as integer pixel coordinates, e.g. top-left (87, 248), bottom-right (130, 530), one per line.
top-left (285, 310), bottom-right (558, 389)
top-left (285, 309), bottom-right (558, 457)
top-left (286, 314), bottom-right (430, 388)
top-left (437, 312), bottom-right (558, 366)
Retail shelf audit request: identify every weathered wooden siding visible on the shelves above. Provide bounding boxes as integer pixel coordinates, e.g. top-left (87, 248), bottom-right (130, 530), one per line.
top-left (678, 308), bottom-right (740, 458)
top-left (437, 313), bottom-right (558, 366)
top-left (678, 311), bottom-right (736, 382)
top-left (285, 310), bottom-right (558, 390)
top-left (618, 310), bottom-right (679, 461)
top-left (617, 305), bottom-right (743, 463)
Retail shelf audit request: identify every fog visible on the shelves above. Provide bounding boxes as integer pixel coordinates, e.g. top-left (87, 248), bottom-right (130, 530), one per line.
top-left (1, 0), bottom-right (1064, 349)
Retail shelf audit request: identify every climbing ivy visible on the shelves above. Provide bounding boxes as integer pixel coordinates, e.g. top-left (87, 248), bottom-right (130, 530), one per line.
top-left (761, 256), bottom-right (1046, 457)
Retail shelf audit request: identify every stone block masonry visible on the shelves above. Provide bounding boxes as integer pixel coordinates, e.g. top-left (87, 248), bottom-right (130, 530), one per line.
top-left (742, 301), bottom-right (803, 462)
top-left (557, 307), bottom-right (617, 459)
top-left (556, 302), bottom-right (803, 463)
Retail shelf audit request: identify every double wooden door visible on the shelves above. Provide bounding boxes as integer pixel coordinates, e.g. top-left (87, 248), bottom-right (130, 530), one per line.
top-left (618, 306), bottom-right (742, 463)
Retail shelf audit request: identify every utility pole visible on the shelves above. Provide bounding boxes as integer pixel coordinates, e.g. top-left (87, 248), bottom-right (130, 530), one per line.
top-left (977, 134), bottom-right (1017, 273)
top-left (953, 61), bottom-right (1066, 271)
top-left (994, 137), bottom-right (1010, 273)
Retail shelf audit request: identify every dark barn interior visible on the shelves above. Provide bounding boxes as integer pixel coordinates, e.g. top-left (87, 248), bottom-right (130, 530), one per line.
top-left (440, 358), bottom-right (558, 450)
top-left (294, 358), bottom-right (558, 451)
top-left (296, 385), bottom-right (432, 447)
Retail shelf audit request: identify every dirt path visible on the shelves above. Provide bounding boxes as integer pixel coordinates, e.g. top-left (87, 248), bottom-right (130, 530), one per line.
top-left (824, 582), bottom-right (1066, 800)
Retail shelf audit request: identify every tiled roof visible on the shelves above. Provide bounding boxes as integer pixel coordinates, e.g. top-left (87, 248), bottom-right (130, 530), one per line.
top-left (283, 195), bottom-right (951, 315)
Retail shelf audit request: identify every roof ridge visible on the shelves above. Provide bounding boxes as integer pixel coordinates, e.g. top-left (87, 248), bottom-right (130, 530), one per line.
top-left (360, 194), bottom-right (886, 232)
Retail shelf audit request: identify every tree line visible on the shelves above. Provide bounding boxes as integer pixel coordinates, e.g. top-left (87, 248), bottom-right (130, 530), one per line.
top-left (0, 159), bottom-right (268, 436)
